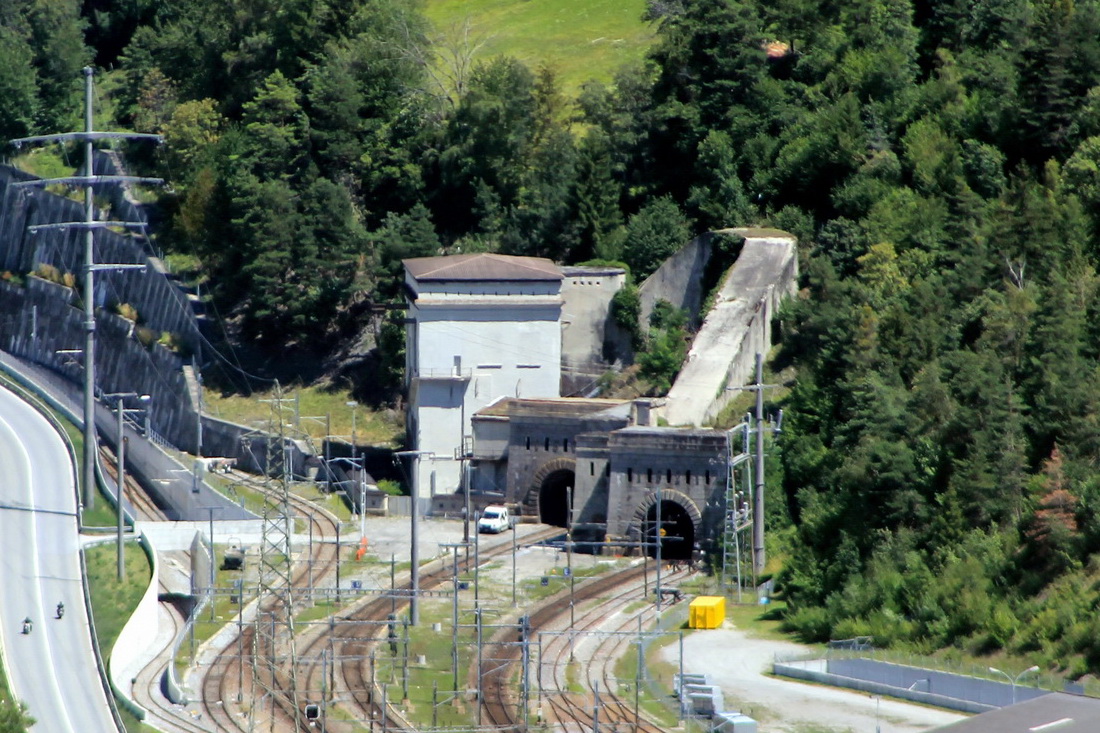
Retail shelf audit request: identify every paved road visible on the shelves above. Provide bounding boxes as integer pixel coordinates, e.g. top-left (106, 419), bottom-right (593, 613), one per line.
top-left (0, 384), bottom-right (118, 732)
top-left (665, 626), bottom-right (966, 732)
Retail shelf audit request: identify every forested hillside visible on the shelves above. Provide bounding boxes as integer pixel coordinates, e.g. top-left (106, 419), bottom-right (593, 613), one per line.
top-left (6, 0), bottom-right (1100, 677)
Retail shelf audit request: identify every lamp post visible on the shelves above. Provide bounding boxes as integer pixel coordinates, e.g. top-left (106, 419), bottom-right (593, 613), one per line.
top-left (105, 392), bottom-right (150, 579)
top-left (393, 449), bottom-right (433, 625)
top-left (356, 452), bottom-right (367, 542)
top-left (988, 665), bottom-right (1040, 705)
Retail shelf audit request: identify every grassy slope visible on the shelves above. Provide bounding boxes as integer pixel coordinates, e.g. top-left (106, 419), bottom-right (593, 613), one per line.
top-left (202, 385), bottom-right (403, 446)
top-left (422, 0), bottom-right (656, 97)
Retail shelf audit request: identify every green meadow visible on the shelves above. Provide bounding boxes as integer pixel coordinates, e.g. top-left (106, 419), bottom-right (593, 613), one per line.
top-left (423, 0), bottom-right (656, 97)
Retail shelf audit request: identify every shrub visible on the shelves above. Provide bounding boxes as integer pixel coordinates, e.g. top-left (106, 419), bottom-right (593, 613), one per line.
top-left (34, 263), bottom-right (62, 284)
top-left (610, 285), bottom-right (642, 347)
top-left (116, 303), bottom-right (139, 322)
top-left (376, 479), bottom-right (402, 496)
top-left (157, 331), bottom-right (181, 352)
top-left (782, 605), bottom-right (833, 642)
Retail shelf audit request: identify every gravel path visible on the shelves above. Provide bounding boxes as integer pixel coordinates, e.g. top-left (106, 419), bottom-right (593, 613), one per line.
top-left (663, 626), bottom-right (968, 732)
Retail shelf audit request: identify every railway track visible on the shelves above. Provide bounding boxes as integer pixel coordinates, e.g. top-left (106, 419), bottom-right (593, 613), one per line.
top-left (480, 562), bottom-right (693, 732)
top-left (540, 578), bottom-right (681, 733)
top-left (296, 526), bottom-right (564, 731)
top-left (101, 449), bottom-right (167, 520)
top-left (192, 478), bottom-right (343, 732)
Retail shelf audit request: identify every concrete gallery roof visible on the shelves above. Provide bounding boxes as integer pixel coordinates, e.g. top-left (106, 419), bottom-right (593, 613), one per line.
top-left (475, 397), bottom-right (631, 419)
top-left (931, 693), bottom-right (1100, 733)
top-left (404, 253), bottom-right (562, 282)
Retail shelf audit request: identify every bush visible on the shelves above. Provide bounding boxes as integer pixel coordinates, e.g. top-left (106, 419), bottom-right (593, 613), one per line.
top-left (637, 326), bottom-right (687, 394)
top-left (34, 262), bottom-right (62, 284)
top-left (157, 331), bottom-right (190, 357)
top-left (782, 605), bottom-right (833, 642)
top-left (376, 479), bottom-right (402, 496)
top-left (116, 303), bottom-right (139, 322)
top-left (610, 285), bottom-right (643, 348)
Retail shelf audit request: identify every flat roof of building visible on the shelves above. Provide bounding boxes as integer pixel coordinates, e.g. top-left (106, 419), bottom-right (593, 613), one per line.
top-left (561, 265), bottom-right (626, 276)
top-left (405, 253), bottom-right (562, 282)
top-left (930, 693), bottom-right (1100, 733)
top-left (475, 397), bottom-right (630, 419)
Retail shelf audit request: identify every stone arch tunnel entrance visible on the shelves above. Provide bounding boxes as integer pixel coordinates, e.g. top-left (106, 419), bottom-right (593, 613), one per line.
top-left (538, 468), bottom-right (574, 527)
top-left (643, 498), bottom-right (696, 560)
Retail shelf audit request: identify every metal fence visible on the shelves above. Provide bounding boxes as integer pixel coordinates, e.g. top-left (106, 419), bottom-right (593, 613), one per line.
top-left (773, 648), bottom-right (1084, 713)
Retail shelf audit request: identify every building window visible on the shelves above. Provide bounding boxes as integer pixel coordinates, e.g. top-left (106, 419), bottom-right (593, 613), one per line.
top-left (563, 438), bottom-right (569, 452)
top-left (526, 437), bottom-right (531, 450)
top-left (544, 437), bottom-right (550, 451)
top-left (647, 468), bottom-right (653, 483)
top-left (666, 468), bottom-right (672, 483)
top-left (628, 468), bottom-right (633, 482)
top-left (686, 470), bottom-right (692, 485)
top-left (705, 470), bottom-right (711, 484)
top-left (590, 462), bottom-right (595, 476)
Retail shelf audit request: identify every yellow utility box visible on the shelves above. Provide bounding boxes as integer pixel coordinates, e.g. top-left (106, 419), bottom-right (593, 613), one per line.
top-left (689, 596), bottom-right (726, 629)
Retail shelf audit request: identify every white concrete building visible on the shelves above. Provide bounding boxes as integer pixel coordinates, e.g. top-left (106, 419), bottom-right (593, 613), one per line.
top-left (404, 253), bottom-right (563, 497)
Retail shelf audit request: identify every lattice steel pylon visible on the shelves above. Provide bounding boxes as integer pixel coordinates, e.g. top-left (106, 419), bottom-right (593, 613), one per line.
top-left (722, 416), bottom-right (754, 599)
top-left (249, 382), bottom-right (304, 731)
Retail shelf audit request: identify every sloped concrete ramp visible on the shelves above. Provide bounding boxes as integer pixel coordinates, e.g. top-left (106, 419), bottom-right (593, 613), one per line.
top-left (662, 228), bottom-right (797, 427)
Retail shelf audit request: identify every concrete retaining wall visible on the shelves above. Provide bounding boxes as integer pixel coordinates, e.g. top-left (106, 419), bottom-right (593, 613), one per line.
top-left (638, 234), bottom-right (715, 329)
top-left (164, 593), bottom-right (200, 704)
top-left (0, 275), bottom-right (203, 455)
top-left (662, 229), bottom-right (798, 427)
top-left (108, 532), bottom-right (160, 721)
top-left (773, 659), bottom-right (1006, 715)
top-left (0, 163), bottom-right (200, 352)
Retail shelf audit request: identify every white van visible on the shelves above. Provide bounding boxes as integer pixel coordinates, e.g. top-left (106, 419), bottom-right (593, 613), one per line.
top-left (478, 505), bottom-right (511, 534)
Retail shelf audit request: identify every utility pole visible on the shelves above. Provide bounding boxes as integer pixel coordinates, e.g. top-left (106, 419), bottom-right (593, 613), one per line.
top-left (753, 353), bottom-right (766, 572)
top-left (194, 353), bottom-right (203, 459)
top-left (394, 449), bottom-right (433, 625)
top-left (106, 392), bottom-right (149, 579)
top-left (725, 353), bottom-right (781, 576)
top-left (655, 485), bottom-right (663, 613)
top-left (11, 67), bottom-right (161, 515)
top-left (117, 407), bottom-right (125, 580)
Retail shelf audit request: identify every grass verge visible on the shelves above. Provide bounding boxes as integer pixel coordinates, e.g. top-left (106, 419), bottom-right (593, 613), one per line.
top-left (84, 542), bottom-right (157, 732)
